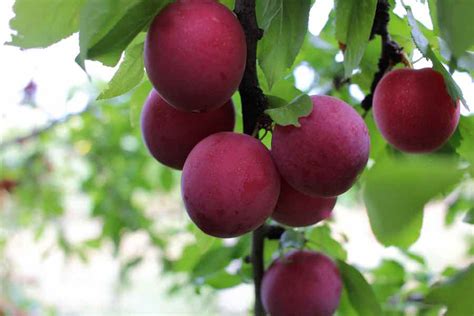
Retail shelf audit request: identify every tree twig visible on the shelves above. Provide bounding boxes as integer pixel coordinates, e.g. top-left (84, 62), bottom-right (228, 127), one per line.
top-left (361, 0), bottom-right (407, 113)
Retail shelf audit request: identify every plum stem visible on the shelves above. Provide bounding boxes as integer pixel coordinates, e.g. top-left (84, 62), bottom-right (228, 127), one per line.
top-left (361, 0), bottom-right (406, 114)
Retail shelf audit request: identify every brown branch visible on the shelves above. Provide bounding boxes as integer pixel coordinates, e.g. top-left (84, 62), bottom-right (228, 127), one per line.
top-left (235, 0), bottom-right (270, 135)
top-left (0, 107), bottom-right (90, 152)
top-left (234, 1), bottom-right (273, 315)
top-left (250, 225), bottom-right (267, 316)
top-left (361, 0), bottom-right (406, 113)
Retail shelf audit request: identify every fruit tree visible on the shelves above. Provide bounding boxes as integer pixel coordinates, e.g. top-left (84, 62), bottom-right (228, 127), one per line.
top-left (1, 0), bottom-right (474, 315)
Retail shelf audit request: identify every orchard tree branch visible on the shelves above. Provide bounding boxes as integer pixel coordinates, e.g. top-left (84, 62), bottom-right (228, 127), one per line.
top-left (361, 0), bottom-right (407, 113)
top-left (234, 1), bottom-right (273, 315)
top-left (0, 107), bottom-right (90, 152)
top-left (250, 225), bottom-right (267, 316)
top-left (234, 0), bottom-right (270, 136)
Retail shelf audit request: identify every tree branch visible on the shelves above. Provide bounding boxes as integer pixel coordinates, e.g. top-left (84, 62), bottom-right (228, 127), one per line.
top-left (361, 0), bottom-right (406, 113)
top-left (235, 0), bottom-right (269, 136)
top-left (250, 225), bottom-right (267, 316)
top-left (0, 108), bottom-right (90, 152)
top-left (234, 1), bottom-right (272, 315)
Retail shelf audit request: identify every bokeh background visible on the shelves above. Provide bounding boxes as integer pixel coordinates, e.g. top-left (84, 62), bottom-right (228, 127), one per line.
top-left (1, 0), bottom-right (473, 315)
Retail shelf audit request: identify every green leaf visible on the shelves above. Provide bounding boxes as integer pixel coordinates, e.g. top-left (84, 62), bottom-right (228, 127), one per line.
top-left (265, 94), bottom-right (312, 127)
top-left (192, 247), bottom-right (233, 278)
top-left (220, 0), bottom-right (235, 10)
top-left (130, 79), bottom-right (153, 127)
top-left (427, 0), bottom-right (439, 35)
top-left (159, 167), bottom-right (176, 192)
top-left (456, 115), bottom-right (474, 176)
top-left (436, 0), bottom-right (474, 59)
top-left (351, 37), bottom-right (382, 92)
top-left (405, 6), bottom-right (468, 110)
top-left (8, 0), bottom-right (85, 48)
top-left (231, 235), bottom-right (251, 259)
top-left (446, 197), bottom-right (473, 226)
top-left (98, 42), bottom-right (145, 100)
top-left (425, 264), bottom-right (474, 316)
top-left (401, 249), bottom-right (427, 266)
top-left (464, 208), bottom-right (474, 224)
top-left (363, 156), bottom-right (463, 247)
top-left (335, 0), bottom-right (378, 78)
top-left (371, 259), bottom-right (406, 302)
top-left (78, 0), bottom-right (117, 68)
top-left (256, 0), bottom-right (283, 31)
top-left (306, 225), bottom-right (347, 261)
top-left (279, 229), bottom-right (306, 249)
top-left (204, 271), bottom-right (241, 289)
top-left (257, 0), bottom-right (311, 89)
top-left (337, 260), bottom-right (383, 316)
top-left (120, 256), bottom-right (143, 283)
top-left (264, 239), bottom-right (279, 268)
top-left (87, 0), bottom-right (170, 66)
top-left (336, 286), bottom-right (358, 316)
top-left (172, 244), bottom-right (202, 272)
top-left (364, 113), bottom-right (387, 160)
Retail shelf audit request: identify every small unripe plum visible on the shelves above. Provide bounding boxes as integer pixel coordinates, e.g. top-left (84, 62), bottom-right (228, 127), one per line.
top-left (262, 250), bottom-right (342, 316)
top-left (181, 132), bottom-right (280, 238)
top-left (145, 0), bottom-right (247, 112)
top-left (271, 95), bottom-right (370, 197)
top-left (272, 178), bottom-right (337, 227)
top-left (373, 68), bottom-right (460, 153)
top-left (141, 90), bottom-right (235, 170)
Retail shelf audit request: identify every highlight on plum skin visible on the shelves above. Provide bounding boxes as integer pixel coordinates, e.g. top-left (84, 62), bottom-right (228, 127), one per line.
top-left (261, 250), bottom-right (342, 316)
top-left (373, 68), bottom-right (460, 153)
top-left (271, 95), bottom-right (370, 198)
top-left (140, 90), bottom-right (235, 170)
top-left (272, 177), bottom-right (337, 227)
top-left (181, 132), bottom-right (281, 238)
top-left (144, 0), bottom-right (247, 112)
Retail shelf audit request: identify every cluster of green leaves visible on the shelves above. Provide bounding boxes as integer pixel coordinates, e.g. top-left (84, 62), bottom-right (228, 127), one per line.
top-left (3, 0), bottom-right (474, 315)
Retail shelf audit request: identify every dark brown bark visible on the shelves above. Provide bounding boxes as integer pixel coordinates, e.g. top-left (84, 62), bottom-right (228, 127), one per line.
top-left (361, 0), bottom-right (406, 113)
top-left (234, 1), bottom-right (273, 314)
top-left (234, 0), bottom-right (268, 136)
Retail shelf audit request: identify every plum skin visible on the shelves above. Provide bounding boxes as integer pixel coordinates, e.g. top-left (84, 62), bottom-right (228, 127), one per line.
top-left (272, 178), bottom-right (337, 227)
top-left (144, 0), bottom-right (247, 112)
top-left (141, 90), bottom-right (235, 170)
top-left (373, 68), bottom-right (460, 153)
top-left (271, 95), bottom-right (370, 197)
top-left (181, 132), bottom-right (281, 238)
top-left (261, 250), bottom-right (342, 316)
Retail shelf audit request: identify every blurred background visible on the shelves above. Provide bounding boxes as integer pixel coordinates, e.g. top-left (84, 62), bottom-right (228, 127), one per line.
top-left (1, 0), bottom-right (473, 315)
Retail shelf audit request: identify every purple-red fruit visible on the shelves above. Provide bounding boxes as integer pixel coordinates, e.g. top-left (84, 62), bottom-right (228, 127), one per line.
top-left (181, 132), bottom-right (280, 238)
top-left (373, 68), bottom-right (460, 153)
top-left (262, 250), bottom-right (342, 316)
top-left (272, 178), bottom-right (337, 227)
top-left (272, 95), bottom-right (370, 197)
top-left (145, 0), bottom-right (246, 112)
top-left (141, 90), bottom-right (235, 170)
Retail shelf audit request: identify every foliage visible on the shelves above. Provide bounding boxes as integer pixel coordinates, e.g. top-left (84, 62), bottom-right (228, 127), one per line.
top-left (2, 0), bottom-right (474, 315)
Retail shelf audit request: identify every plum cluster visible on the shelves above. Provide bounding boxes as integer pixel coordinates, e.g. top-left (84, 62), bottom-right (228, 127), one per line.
top-left (141, 0), bottom-right (373, 314)
top-left (142, 0), bottom-right (371, 238)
